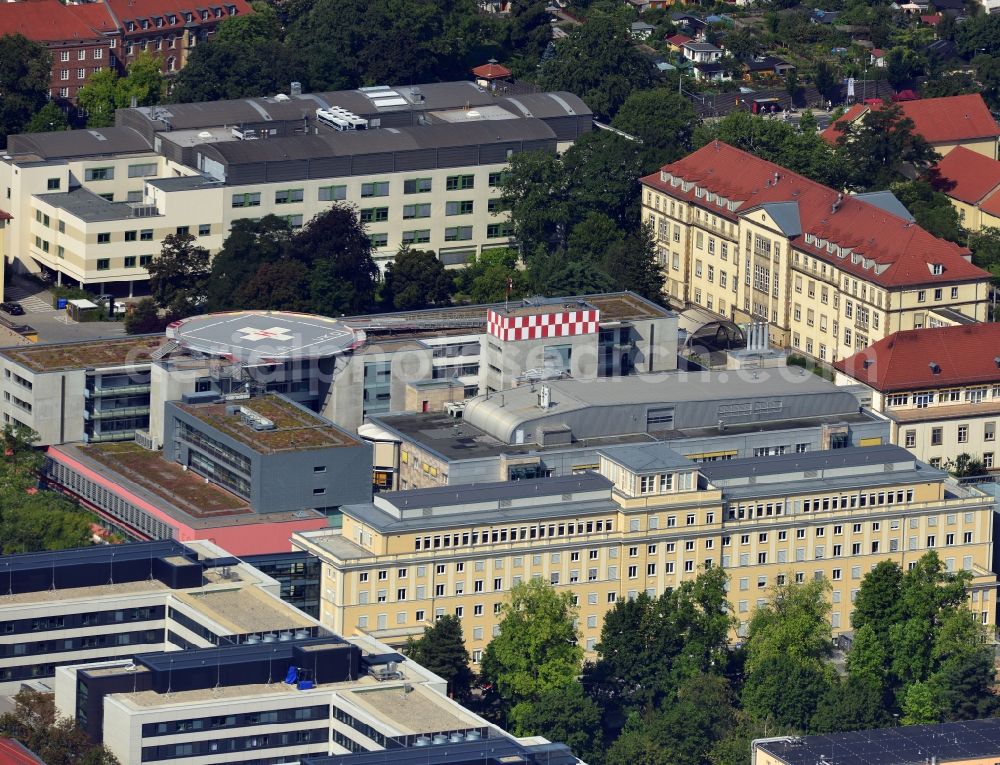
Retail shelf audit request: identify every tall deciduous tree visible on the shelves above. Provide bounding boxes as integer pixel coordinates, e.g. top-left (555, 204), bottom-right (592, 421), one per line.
top-left (516, 681), bottom-right (604, 763)
top-left (405, 614), bottom-right (473, 699)
top-left (480, 579), bottom-right (583, 732)
top-left (612, 89), bottom-right (699, 173)
top-left (207, 216), bottom-right (294, 311)
top-left (292, 204), bottom-right (381, 315)
top-left (537, 12), bottom-right (657, 121)
top-left (24, 102), bottom-right (70, 134)
top-left (452, 248), bottom-right (526, 304)
top-left (0, 34), bottom-right (51, 147)
top-left (834, 102), bottom-right (937, 191)
top-left (77, 52), bottom-right (163, 127)
top-left (382, 247), bottom-right (454, 310)
top-left (146, 233), bottom-right (211, 316)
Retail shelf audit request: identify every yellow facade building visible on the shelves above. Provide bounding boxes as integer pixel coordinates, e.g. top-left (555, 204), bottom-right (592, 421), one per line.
top-left (293, 443), bottom-right (996, 662)
top-left (641, 141), bottom-right (991, 364)
top-left (836, 323), bottom-right (1000, 473)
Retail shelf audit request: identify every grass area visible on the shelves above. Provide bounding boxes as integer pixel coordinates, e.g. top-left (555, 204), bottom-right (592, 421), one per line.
top-left (82, 442), bottom-right (250, 517)
top-left (4, 337), bottom-right (162, 372)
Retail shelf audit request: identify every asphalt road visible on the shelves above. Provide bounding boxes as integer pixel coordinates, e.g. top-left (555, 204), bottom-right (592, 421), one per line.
top-left (2, 279), bottom-right (128, 344)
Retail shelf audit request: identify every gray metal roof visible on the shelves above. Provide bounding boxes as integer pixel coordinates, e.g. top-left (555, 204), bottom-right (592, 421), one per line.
top-left (461, 368), bottom-right (849, 444)
top-left (7, 127), bottom-right (152, 160)
top-left (853, 190), bottom-right (915, 222)
top-left (146, 175), bottom-right (222, 192)
top-left (379, 472), bottom-right (611, 510)
top-left (599, 443), bottom-right (694, 473)
top-left (197, 118), bottom-right (556, 167)
top-left (700, 444), bottom-right (917, 482)
top-left (759, 201), bottom-right (802, 236)
top-left (36, 187), bottom-right (141, 222)
top-left (757, 719), bottom-right (1000, 765)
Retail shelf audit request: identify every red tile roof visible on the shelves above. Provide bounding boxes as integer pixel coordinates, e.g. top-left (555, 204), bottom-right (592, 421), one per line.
top-left (471, 62), bottom-right (512, 80)
top-left (834, 323), bottom-right (1000, 392)
top-left (0, 739), bottom-right (46, 765)
top-left (104, 0), bottom-right (254, 36)
top-left (0, 0), bottom-right (116, 43)
top-left (642, 141), bottom-right (989, 289)
top-left (932, 146), bottom-right (1000, 204)
top-left (822, 94), bottom-right (1000, 146)
top-left (666, 33), bottom-right (693, 46)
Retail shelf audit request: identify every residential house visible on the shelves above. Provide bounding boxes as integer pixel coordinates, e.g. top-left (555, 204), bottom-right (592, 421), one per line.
top-left (870, 48), bottom-right (886, 67)
top-left (741, 56), bottom-right (795, 80)
top-left (671, 12), bottom-right (707, 35)
top-left (666, 33), bottom-right (693, 53)
top-left (630, 21), bottom-right (655, 39)
top-left (641, 141), bottom-right (992, 362)
top-left (835, 323), bottom-right (1000, 472)
top-left (821, 94), bottom-right (1000, 160)
top-left (681, 41), bottom-right (728, 81)
top-left (932, 145), bottom-right (1000, 230)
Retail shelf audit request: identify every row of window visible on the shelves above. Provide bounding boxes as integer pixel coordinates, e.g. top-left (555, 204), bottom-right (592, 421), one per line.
top-left (142, 727), bottom-right (326, 761)
top-left (890, 389), bottom-right (1000, 408)
top-left (411, 519), bottom-right (616, 551)
top-left (143, 705), bottom-right (326, 737)
top-left (231, 174), bottom-right (505, 208)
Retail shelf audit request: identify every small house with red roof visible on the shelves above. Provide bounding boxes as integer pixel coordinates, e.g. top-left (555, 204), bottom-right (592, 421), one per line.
top-left (835, 323), bottom-right (1000, 470)
top-left (471, 61), bottom-right (512, 89)
top-left (641, 140), bottom-right (991, 360)
top-left (666, 33), bottom-right (693, 52)
top-left (932, 145), bottom-right (1000, 231)
top-left (822, 94), bottom-right (1000, 159)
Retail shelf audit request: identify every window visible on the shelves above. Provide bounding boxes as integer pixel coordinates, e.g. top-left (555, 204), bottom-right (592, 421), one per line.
top-left (198, 224), bottom-right (211, 236)
top-left (96, 258), bottom-right (110, 271)
top-left (369, 232), bottom-right (388, 247)
top-left (361, 181), bottom-right (389, 197)
top-left (124, 256), bottom-right (136, 268)
top-left (128, 163), bottom-right (157, 178)
top-left (176, 226), bottom-right (189, 236)
top-left (446, 174), bottom-right (475, 190)
top-left (402, 229), bottom-right (431, 245)
top-left (446, 200), bottom-right (474, 216)
top-left (232, 192), bottom-right (261, 207)
top-left (445, 226), bottom-right (473, 241)
top-left (275, 188), bottom-right (304, 204)
top-left (97, 233), bottom-right (111, 244)
top-left (47, 178), bottom-right (61, 190)
top-left (85, 167), bottom-right (114, 181)
top-left (958, 425), bottom-right (969, 443)
top-left (402, 203), bottom-right (431, 219)
top-left (140, 255), bottom-right (153, 267)
top-left (404, 178), bottom-right (432, 194)
top-left (319, 185), bottom-right (347, 201)
top-left (487, 222), bottom-right (513, 238)
top-left (360, 207), bottom-right (389, 223)
top-left (931, 427), bottom-right (943, 446)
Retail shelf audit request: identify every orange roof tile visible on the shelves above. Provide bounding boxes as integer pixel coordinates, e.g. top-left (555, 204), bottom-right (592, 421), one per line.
top-left (821, 94), bottom-right (1000, 146)
top-left (642, 141), bottom-right (989, 289)
top-left (932, 146), bottom-right (1000, 204)
top-left (471, 62), bottom-right (512, 79)
top-left (0, 0), bottom-right (116, 42)
top-left (835, 323), bottom-right (1000, 392)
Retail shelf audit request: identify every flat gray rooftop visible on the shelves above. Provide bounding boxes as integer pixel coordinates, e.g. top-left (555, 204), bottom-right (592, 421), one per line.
top-left (700, 444), bottom-right (917, 481)
top-left (146, 175), bottom-right (223, 192)
top-left (379, 472), bottom-right (612, 511)
top-left (7, 127), bottom-right (153, 160)
top-left (600, 443), bottom-right (694, 473)
top-left (35, 187), bottom-right (147, 223)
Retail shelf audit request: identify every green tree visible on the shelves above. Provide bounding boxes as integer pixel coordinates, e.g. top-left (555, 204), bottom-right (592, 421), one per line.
top-left (206, 216), bottom-right (294, 311)
top-left (835, 102), bottom-right (938, 191)
top-left (890, 180), bottom-right (963, 242)
top-left (516, 682), bottom-right (604, 764)
top-left (944, 453), bottom-right (987, 477)
top-left (785, 67), bottom-right (800, 106)
top-left (77, 52), bottom-right (163, 127)
top-left (612, 88), bottom-right (700, 172)
top-left (900, 681), bottom-right (943, 725)
top-left (173, 5), bottom-right (303, 102)
top-left (452, 248), bottom-right (526, 304)
top-left (741, 579), bottom-right (835, 729)
top-left (537, 12), bottom-right (657, 120)
top-left (234, 259), bottom-right (313, 313)
top-left (0, 689), bottom-right (119, 765)
top-left (0, 34), bottom-right (52, 147)
top-left (811, 675), bottom-right (891, 733)
top-left (851, 560), bottom-right (904, 637)
top-left (480, 579), bottom-right (583, 732)
top-left (24, 102), bottom-right (70, 134)
top-left (382, 247), bottom-right (454, 310)
top-left (292, 204), bottom-right (381, 315)
top-left (405, 614), bottom-right (473, 699)
top-left (500, 150), bottom-right (571, 256)
top-left (813, 60), bottom-right (838, 102)
top-left (146, 233), bottom-right (211, 316)
top-left (123, 298), bottom-right (167, 335)
top-left (885, 47), bottom-right (920, 92)
top-left (589, 567), bottom-right (732, 715)
top-left (845, 624), bottom-right (888, 687)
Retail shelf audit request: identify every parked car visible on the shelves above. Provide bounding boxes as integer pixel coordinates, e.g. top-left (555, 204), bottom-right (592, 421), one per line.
top-left (0, 302), bottom-right (25, 316)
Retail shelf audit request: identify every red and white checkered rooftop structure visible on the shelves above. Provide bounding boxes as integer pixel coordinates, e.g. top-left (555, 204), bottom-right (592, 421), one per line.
top-left (487, 307), bottom-right (600, 342)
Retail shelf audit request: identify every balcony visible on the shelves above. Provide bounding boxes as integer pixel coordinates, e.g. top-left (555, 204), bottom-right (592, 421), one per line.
top-left (84, 383), bottom-right (151, 398)
top-left (84, 406), bottom-right (150, 420)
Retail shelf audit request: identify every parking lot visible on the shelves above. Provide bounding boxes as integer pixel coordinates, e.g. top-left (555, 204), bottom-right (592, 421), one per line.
top-left (1, 279), bottom-right (128, 344)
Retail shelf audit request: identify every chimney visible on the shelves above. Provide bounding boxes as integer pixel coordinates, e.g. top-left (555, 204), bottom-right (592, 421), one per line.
top-left (831, 192), bottom-right (843, 214)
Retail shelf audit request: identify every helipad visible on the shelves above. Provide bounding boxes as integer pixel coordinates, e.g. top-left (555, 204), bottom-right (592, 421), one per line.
top-left (166, 311), bottom-right (364, 362)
